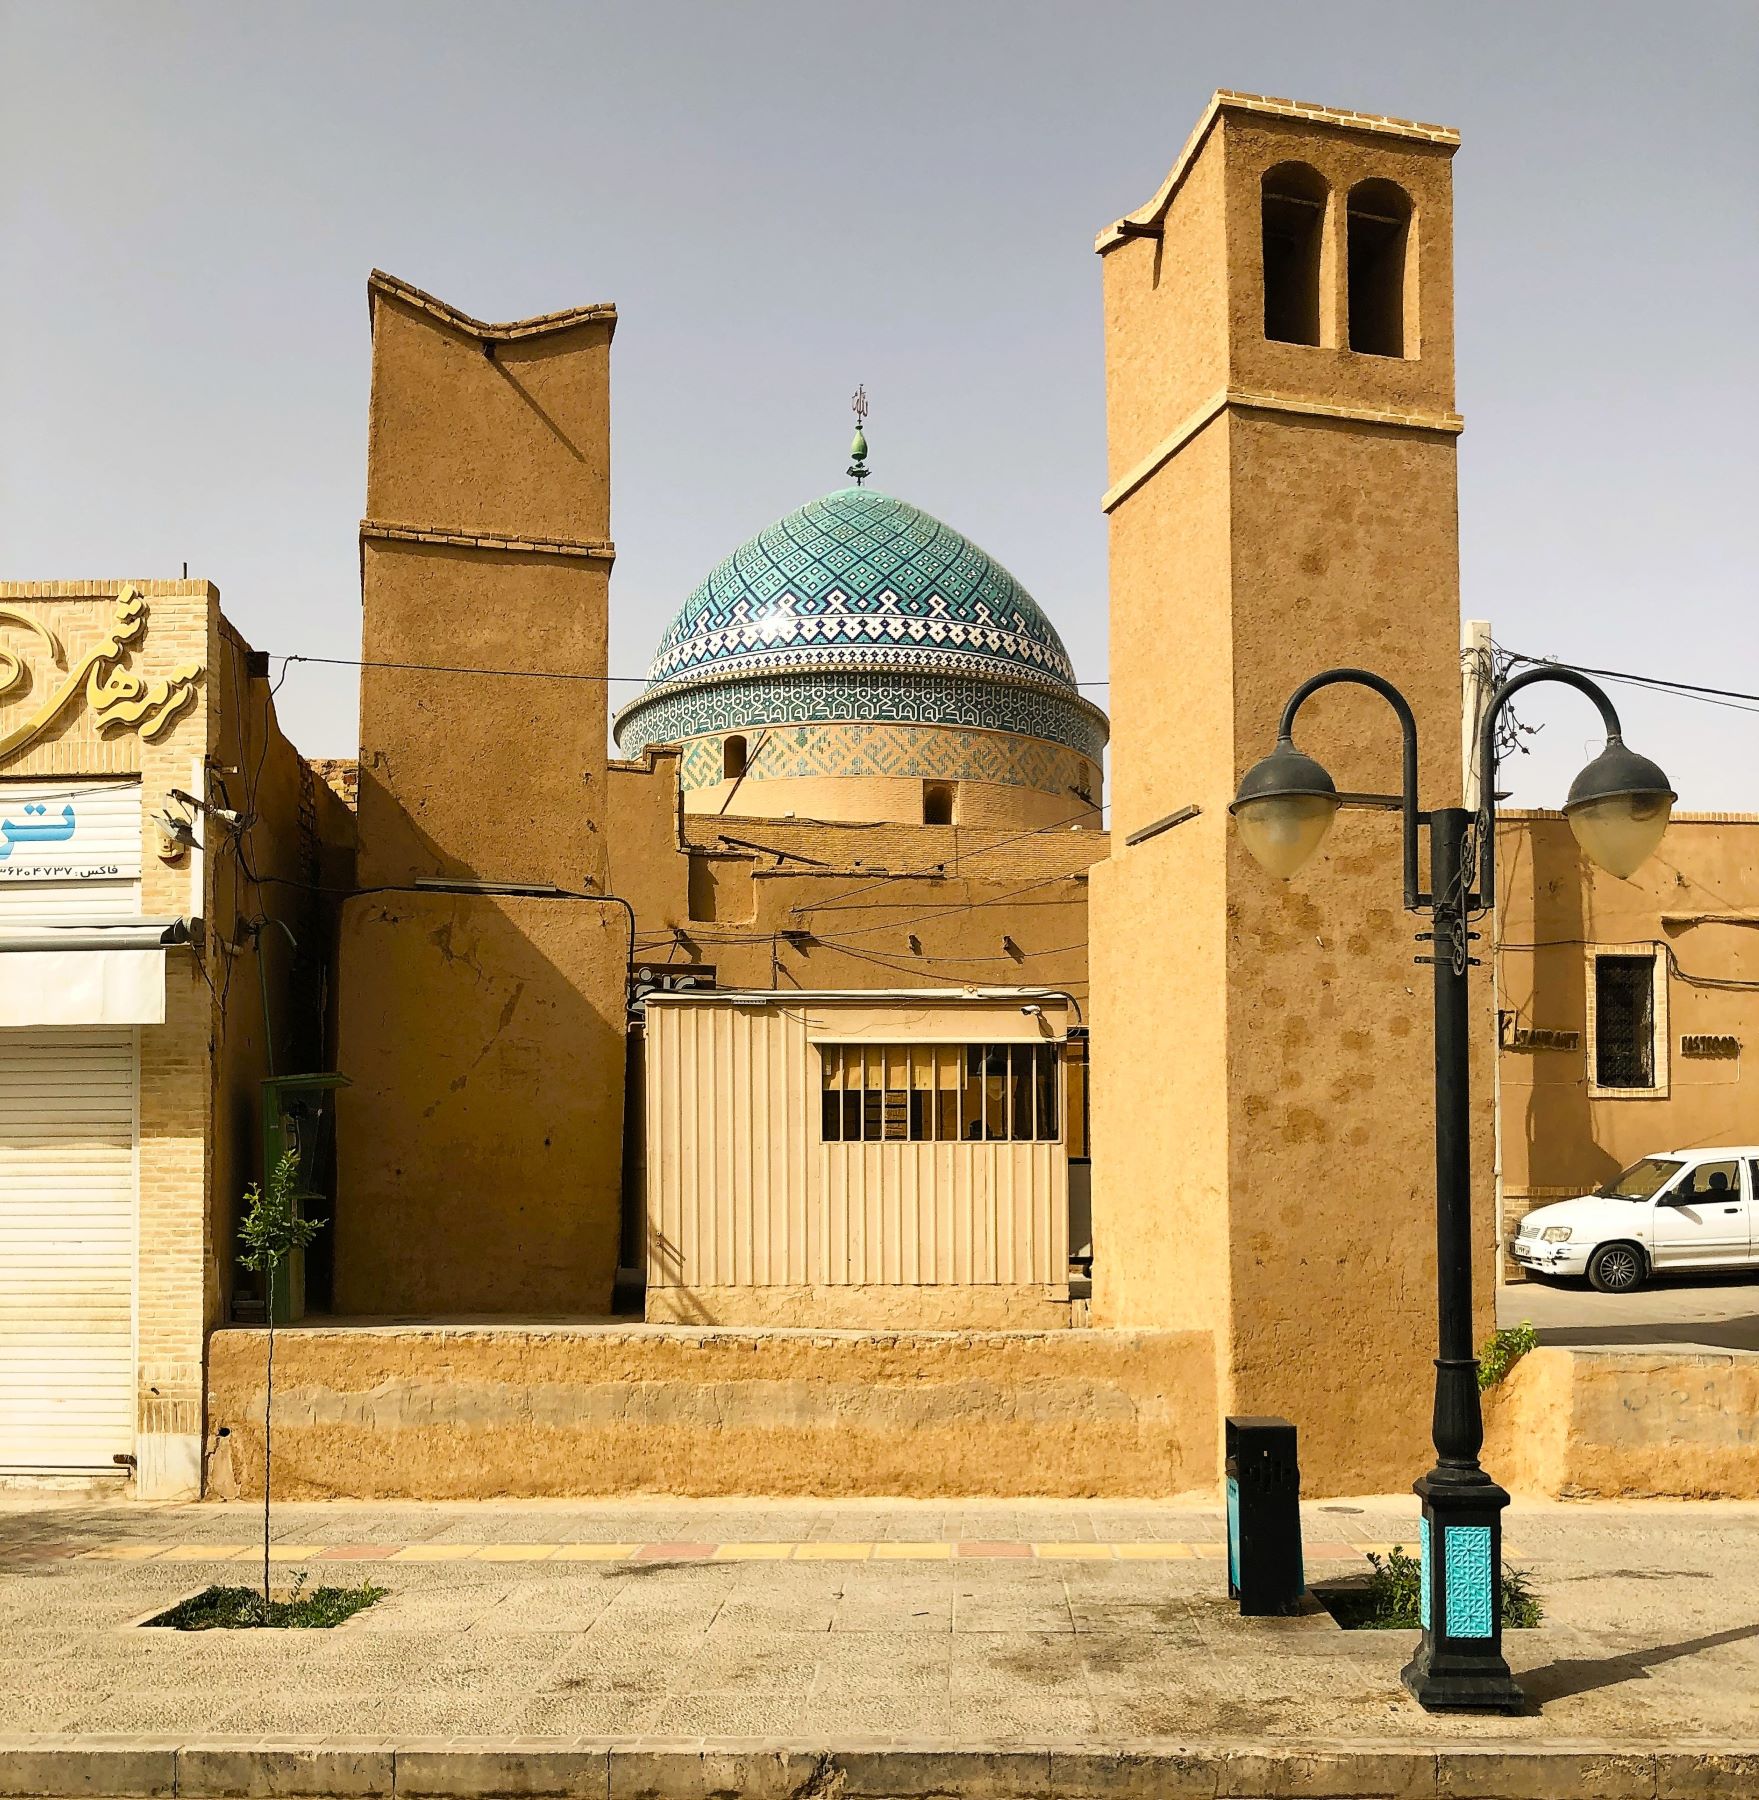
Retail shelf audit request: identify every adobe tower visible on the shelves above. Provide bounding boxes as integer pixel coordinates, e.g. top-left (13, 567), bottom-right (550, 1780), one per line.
top-left (332, 273), bottom-right (629, 1317)
top-left (1088, 94), bottom-right (1495, 1492)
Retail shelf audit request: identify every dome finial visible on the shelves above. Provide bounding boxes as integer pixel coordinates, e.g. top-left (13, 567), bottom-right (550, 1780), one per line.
top-left (847, 384), bottom-right (870, 486)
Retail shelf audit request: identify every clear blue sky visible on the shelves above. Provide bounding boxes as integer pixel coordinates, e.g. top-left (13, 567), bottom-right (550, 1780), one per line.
top-left (3, 1), bottom-right (1754, 808)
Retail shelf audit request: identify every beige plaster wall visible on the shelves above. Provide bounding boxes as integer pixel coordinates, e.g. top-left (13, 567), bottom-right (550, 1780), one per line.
top-left (355, 541), bottom-right (610, 893)
top-left (608, 761), bottom-right (1107, 1000)
top-left (333, 894), bottom-right (628, 1315)
top-left (1100, 138), bottom-right (1231, 490)
top-left (1088, 822), bottom-right (1230, 1344)
top-left (1484, 1346), bottom-right (1759, 1499)
top-left (682, 769), bottom-right (1097, 832)
top-left (206, 621), bottom-right (351, 1330)
top-left (644, 1285), bottom-right (1078, 1329)
top-left (363, 281), bottom-right (612, 548)
top-left (1496, 814), bottom-right (1759, 1209)
top-left (204, 1321), bottom-right (1217, 1499)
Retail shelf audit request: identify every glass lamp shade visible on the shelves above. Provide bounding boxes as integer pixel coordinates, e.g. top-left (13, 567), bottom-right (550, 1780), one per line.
top-left (1563, 739), bottom-right (1677, 879)
top-left (1230, 738), bottom-right (1341, 880)
top-left (1233, 793), bottom-right (1340, 879)
top-left (1565, 792), bottom-right (1674, 880)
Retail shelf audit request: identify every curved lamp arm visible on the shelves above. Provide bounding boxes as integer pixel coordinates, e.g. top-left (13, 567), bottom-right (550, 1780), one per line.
top-left (1473, 666), bottom-right (1624, 910)
top-left (1280, 668), bottom-right (1422, 910)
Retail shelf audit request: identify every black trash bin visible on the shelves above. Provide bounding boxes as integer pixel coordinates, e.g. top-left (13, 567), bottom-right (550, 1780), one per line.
top-left (1224, 1415), bottom-right (1304, 1616)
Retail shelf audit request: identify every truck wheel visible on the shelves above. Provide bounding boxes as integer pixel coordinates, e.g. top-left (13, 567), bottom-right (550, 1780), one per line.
top-left (1587, 1242), bottom-right (1645, 1293)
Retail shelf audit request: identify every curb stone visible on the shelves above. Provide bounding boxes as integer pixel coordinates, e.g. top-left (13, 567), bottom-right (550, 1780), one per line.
top-left (1, 1740), bottom-right (1759, 1800)
top-left (177, 1744), bottom-right (398, 1799)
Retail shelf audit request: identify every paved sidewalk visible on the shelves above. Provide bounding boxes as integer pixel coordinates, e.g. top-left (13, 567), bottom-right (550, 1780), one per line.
top-left (3, 1495), bottom-right (1758, 1769)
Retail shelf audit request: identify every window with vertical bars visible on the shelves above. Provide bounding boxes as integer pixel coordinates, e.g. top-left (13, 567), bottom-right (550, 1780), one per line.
top-left (819, 1044), bottom-right (1061, 1143)
top-left (1594, 955), bottom-right (1657, 1089)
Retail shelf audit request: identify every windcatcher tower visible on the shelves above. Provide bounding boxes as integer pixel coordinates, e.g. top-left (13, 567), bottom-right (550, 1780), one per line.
top-left (333, 272), bottom-right (627, 1315)
top-left (1088, 94), bottom-right (1492, 1492)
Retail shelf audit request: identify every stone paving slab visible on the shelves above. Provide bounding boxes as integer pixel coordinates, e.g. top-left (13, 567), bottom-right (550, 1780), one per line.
top-left (2, 1496), bottom-right (1758, 1768)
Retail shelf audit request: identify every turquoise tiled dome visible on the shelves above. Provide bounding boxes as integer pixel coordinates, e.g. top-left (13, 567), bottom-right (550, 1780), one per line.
top-left (614, 488), bottom-right (1107, 759)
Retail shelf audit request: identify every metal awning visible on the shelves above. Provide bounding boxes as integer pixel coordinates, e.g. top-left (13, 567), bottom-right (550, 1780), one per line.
top-left (0, 918), bottom-right (189, 953)
top-left (0, 921), bottom-right (189, 1027)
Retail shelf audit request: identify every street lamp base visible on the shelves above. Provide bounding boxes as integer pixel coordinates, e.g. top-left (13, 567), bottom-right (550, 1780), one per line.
top-left (1405, 1472), bottom-right (1524, 1714)
top-left (1401, 1641), bottom-right (1525, 1714)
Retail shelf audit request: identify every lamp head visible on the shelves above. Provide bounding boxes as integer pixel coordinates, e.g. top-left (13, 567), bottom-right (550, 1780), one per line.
top-left (1229, 736), bottom-right (1341, 879)
top-left (1563, 736), bottom-right (1676, 879)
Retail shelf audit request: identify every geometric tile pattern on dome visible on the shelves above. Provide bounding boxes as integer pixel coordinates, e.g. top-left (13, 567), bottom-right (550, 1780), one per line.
top-left (642, 488), bottom-right (1080, 691)
top-left (677, 723), bottom-right (1099, 797)
top-left (619, 670), bottom-right (1107, 762)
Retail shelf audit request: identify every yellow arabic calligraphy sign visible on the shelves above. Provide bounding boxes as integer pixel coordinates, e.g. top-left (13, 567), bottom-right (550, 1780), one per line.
top-left (0, 587), bottom-right (203, 766)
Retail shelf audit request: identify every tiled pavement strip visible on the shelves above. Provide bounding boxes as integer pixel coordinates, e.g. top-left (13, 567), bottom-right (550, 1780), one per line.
top-left (64, 1538), bottom-right (1401, 1564)
top-left (2, 1497), bottom-right (1758, 1796)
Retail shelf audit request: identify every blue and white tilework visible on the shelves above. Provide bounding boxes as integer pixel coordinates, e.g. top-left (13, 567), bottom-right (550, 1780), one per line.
top-left (615, 488), bottom-right (1108, 759)
top-left (1443, 1524), bottom-right (1495, 1638)
top-left (626, 672), bottom-right (1106, 764)
top-left (1420, 1516), bottom-right (1432, 1628)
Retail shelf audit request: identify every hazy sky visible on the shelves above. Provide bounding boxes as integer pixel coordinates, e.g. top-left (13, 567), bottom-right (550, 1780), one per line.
top-left (4, 1), bottom-right (1755, 809)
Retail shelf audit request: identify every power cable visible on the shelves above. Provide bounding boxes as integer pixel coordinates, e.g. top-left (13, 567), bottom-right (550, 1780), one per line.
top-left (804, 872), bottom-right (1089, 945)
top-left (1501, 652), bottom-right (1759, 717)
top-left (790, 799), bottom-right (1108, 917)
top-left (271, 651), bottom-right (1113, 691)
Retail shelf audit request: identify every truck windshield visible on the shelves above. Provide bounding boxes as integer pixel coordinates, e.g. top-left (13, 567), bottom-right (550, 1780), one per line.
top-left (1598, 1157), bottom-right (1684, 1200)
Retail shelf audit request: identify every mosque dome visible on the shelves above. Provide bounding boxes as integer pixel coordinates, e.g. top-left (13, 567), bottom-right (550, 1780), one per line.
top-left (614, 483), bottom-right (1108, 827)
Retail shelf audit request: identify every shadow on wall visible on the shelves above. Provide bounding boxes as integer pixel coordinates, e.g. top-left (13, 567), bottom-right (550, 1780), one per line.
top-left (1509, 823), bottom-right (1619, 1200)
top-left (329, 764), bottom-right (629, 1320)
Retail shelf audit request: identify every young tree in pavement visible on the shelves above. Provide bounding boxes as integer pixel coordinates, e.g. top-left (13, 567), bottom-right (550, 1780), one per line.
top-left (236, 1150), bottom-right (324, 1614)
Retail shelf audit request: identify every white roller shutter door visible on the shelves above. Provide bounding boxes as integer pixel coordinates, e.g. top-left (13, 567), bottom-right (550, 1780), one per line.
top-left (0, 1029), bottom-right (136, 1473)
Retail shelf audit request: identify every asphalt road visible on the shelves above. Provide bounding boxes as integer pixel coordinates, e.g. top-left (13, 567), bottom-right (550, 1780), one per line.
top-left (1498, 1268), bottom-right (1759, 1351)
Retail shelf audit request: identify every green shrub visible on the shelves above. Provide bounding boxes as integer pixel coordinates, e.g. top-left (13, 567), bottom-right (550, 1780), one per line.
top-left (1321, 1545), bottom-right (1543, 1629)
top-left (145, 1575), bottom-right (383, 1631)
top-left (1479, 1320), bottom-right (1538, 1390)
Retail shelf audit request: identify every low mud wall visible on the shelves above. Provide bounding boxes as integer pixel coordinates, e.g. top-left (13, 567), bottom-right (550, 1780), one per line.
top-left (205, 1322), bottom-right (1217, 1500)
top-left (1484, 1346), bottom-right (1759, 1498)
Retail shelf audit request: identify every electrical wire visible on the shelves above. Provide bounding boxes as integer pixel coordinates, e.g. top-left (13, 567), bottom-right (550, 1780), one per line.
top-left (1500, 652), bottom-right (1759, 717)
top-left (1493, 935), bottom-right (1759, 994)
top-left (801, 873), bottom-right (1089, 945)
top-left (791, 797), bottom-right (1107, 917)
top-left (269, 646), bottom-right (1759, 711)
top-left (272, 650), bottom-right (1113, 691)
top-left (801, 933), bottom-right (1091, 990)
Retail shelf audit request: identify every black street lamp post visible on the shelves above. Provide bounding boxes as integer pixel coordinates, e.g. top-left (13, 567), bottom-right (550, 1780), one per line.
top-left (1230, 665), bottom-right (1675, 1713)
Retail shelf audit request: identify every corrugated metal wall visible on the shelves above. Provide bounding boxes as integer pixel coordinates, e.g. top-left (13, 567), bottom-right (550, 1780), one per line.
top-left (645, 999), bottom-right (1069, 1290)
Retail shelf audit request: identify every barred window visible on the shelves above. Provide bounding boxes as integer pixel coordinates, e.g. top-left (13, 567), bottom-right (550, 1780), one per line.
top-left (1594, 955), bottom-right (1657, 1089)
top-left (819, 1043), bottom-right (1060, 1143)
